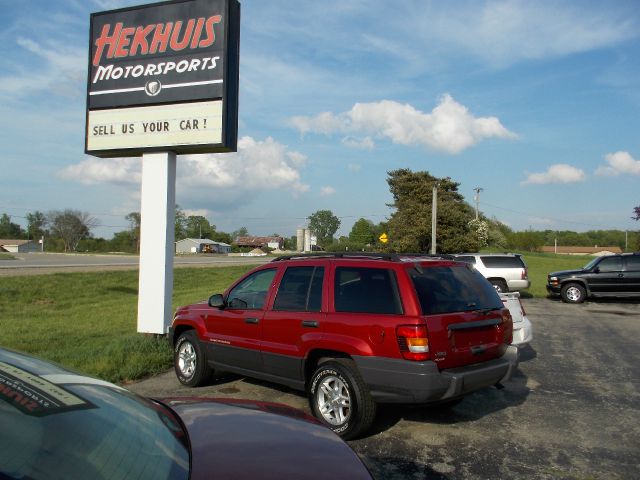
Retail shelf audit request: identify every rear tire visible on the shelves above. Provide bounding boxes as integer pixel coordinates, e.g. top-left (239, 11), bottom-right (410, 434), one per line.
top-left (561, 283), bottom-right (586, 304)
top-left (308, 359), bottom-right (376, 440)
top-left (174, 331), bottom-right (213, 387)
top-left (490, 279), bottom-right (508, 293)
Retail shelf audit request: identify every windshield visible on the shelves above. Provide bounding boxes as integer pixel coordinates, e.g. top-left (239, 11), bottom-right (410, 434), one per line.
top-left (583, 258), bottom-right (600, 270)
top-left (409, 264), bottom-right (503, 315)
top-left (0, 368), bottom-right (190, 480)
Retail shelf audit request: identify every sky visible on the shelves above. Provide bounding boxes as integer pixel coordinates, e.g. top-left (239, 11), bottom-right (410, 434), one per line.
top-left (1, 0), bottom-right (640, 240)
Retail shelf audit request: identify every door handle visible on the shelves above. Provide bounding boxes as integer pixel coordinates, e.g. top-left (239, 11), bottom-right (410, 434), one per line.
top-left (245, 317), bottom-right (259, 324)
top-left (618, 273), bottom-right (624, 278)
top-left (302, 320), bottom-right (319, 328)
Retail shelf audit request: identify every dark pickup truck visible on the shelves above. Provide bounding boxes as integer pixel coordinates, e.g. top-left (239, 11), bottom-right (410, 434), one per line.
top-left (170, 253), bottom-right (518, 438)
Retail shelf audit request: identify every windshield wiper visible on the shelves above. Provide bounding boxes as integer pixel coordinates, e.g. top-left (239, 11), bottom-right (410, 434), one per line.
top-left (471, 306), bottom-right (502, 315)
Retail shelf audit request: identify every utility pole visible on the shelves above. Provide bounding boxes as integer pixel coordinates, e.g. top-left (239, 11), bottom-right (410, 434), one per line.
top-left (473, 187), bottom-right (483, 220)
top-left (431, 184), bottom-right (438, 254)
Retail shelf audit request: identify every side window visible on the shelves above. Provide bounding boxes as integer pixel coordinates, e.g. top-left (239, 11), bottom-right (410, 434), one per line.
top-left (273, 266), bottom-right (325, 312)
top-left (625, 256), bottom-right (640, 271)
top-left (227, 269), bottom-right (277, 310)
top-left (334, 267), bottom-right (403, 314)
top-left (480, 256), bottom-right (524, 268)
top-left (597, 257), bottom-right (623, 273)
top-left (456, 256), bottom-right (476, 265)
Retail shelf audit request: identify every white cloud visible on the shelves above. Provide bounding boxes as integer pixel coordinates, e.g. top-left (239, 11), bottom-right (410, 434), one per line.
top-left (59, 157), bottom-right (141, 185)
top-left (522, 164), bottom-right (586, 185)
top-left (179, 136), bottom-right (309, 194)
top-left (319, 186), bottom-right (336, 197)
top-left (595, 151), bottom-right (640, 176)
top-left (0, 37), bottom-right (85, 99)
top-left (58, 136), bottom-right (310, 207)
top-left (290, 94), bottom-right (516, 154)
top-left (341, 136), bottom-right (375, 150)
top-left (348, 163), bottom-right (362, 172)
top-left (402, 1), bottom-right (638, 68)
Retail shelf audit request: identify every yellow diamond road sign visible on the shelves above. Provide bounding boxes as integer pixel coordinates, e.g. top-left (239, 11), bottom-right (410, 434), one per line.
top-left (379, 233), bottom-right (388, 243)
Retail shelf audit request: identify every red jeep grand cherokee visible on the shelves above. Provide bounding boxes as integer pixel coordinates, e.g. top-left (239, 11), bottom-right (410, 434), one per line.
top-left (170, 253), bottom-right (518, 439)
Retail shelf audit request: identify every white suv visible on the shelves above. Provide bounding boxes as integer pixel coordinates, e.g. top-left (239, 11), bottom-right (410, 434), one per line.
top-left (453, 253), bottom-right (530, 293)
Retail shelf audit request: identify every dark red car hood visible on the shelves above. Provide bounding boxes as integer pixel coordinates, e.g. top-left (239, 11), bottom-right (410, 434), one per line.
top-left (163, 397), bottom-right (372, 480)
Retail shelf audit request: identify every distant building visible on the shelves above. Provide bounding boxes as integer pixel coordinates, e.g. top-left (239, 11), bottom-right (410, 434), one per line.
top-left (540, 246), bottom-right (623, 256)
top-left (175, 238), bottom-right (231, 254)
top-left (235, 236), bottom-right (284, 250)
top-left (0, 239), bottom-right (40, 253)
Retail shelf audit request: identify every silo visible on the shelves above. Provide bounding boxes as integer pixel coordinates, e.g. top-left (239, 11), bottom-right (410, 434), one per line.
top-left (304, 229), bottom-right (312, 252)
top-left (296, 228), bottom-right (305, 252)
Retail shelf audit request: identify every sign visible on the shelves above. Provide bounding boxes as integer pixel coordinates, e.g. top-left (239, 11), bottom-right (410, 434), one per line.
top-left (86, 0), bottom-right (240, 157)
top-left (379, 233), bottom-right (388, 244)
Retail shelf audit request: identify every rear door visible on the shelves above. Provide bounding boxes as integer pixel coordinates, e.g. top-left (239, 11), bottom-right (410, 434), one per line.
top-left (408, 263), bottom-right (511, 369)
top-left (261, 263), bottom-right (327, 382)
top-left (623, 256), bottom-right (640, 293)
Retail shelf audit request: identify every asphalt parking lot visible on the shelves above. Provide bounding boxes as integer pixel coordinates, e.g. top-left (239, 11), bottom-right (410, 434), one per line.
top-left (128, 298), bottom-right (640, 480)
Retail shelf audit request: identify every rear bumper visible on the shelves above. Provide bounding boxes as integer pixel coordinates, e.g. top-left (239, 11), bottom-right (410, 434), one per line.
top-left (507, 279), bottom-right (531, 290)
top-left (512, 317), bottom-right (533, 346)
top-left (353, 345), bottom-right (519, 404)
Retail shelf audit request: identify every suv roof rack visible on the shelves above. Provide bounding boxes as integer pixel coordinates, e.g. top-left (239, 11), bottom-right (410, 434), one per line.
top-left (271, 252), bottom-right (456, 262)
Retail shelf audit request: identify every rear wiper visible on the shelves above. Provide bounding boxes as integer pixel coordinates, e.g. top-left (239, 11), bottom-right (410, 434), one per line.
top-left (472, 306), bottom-right (502, 315)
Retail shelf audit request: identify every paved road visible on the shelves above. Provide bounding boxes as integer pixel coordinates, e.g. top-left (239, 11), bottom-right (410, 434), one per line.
top-left (128, 298), bottom-right (640, 480)
top-left (0, 252), bottom-right (271, 276)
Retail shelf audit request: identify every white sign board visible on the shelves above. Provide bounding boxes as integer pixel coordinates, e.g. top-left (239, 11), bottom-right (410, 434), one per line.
top-left (86, 100), bottom-right (223, 151)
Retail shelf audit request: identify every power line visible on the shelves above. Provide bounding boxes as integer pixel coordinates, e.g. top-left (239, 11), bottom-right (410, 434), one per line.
top-left (480, 201), bottom-right (619, 230)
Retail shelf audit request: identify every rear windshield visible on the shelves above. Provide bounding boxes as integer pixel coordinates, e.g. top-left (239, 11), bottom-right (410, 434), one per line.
top-left (409, 265), bottom-right (503, 315)
top-left (480, 256), bottom-right (525, 268)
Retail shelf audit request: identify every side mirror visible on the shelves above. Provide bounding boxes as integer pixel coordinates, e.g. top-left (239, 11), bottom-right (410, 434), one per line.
top-left (208, 294), bottom-right (225, 308)
top-left (593, 267), bottom-right (600, 274)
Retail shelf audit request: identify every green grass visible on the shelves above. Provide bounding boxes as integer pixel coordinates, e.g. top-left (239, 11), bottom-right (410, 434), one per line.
top-left (0, 265), bottom-right (255, 383)
top-left (0, 253), bottom-right (594, 383)
top-left (0, 253), bottom-right (16, 260)
top-left (519, 252), bottom-right (592, 298)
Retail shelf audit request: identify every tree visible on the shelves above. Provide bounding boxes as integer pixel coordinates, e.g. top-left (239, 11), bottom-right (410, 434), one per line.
top-left (307, 210), bottom-right (341, 248)
top-left (0, 214), bottom-right (24, 238)
top-left (25, 211), bottom-right (46, 240)
top-left (232, 226), bottom-right (249, 240)
top-left (185, 215), bottom-right (214, 239)
top-left (633, 206), bottom-right (640, 221)
top-left (174, 205), bottom-right (188, 240)
top-left (385, 169), bottom-right (477, 253)
top-left (125, 212), bottom-right (141, 253)
top-left (508, 229), bottom-right (544, 252)
top-left (348, 218), bottom-right (375, 247)
top-left (47, 209), bottom-right (99, 252)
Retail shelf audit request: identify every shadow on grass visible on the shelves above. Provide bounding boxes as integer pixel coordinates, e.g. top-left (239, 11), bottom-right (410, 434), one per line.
top-left (106, 286), bottom-right (139, 295)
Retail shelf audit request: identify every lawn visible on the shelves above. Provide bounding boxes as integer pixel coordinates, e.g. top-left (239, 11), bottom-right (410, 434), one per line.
top-left (0, 253), bottom-right (591, 383)
top-left (0, 265), bottom-right (255, 383)
top-left (519, 252), bottom-right (590, 297)
top-left (0, 253), bottom-right (16, 260)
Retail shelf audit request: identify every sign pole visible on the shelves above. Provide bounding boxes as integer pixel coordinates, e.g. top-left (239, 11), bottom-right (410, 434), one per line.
top-left (137, 152), bottom-right (176, 334)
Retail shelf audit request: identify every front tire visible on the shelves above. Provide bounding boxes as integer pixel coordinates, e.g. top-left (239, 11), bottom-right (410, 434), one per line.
top-left (174, 331), bottom-right (213, 387)
top-left (561, 283), bottom-right (586, 304)
top-left (308, 359), bottom-right (376, 440)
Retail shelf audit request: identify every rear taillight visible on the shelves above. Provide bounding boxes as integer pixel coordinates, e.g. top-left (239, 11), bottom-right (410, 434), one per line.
top-left (397, 325), bottom-right (429, 361)
top-left (518, 298), bottom-right (526, 316)
top-left (521, 268), bottom-right (528, 280)
top-left (501, 310), bottom-right (513, 344)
